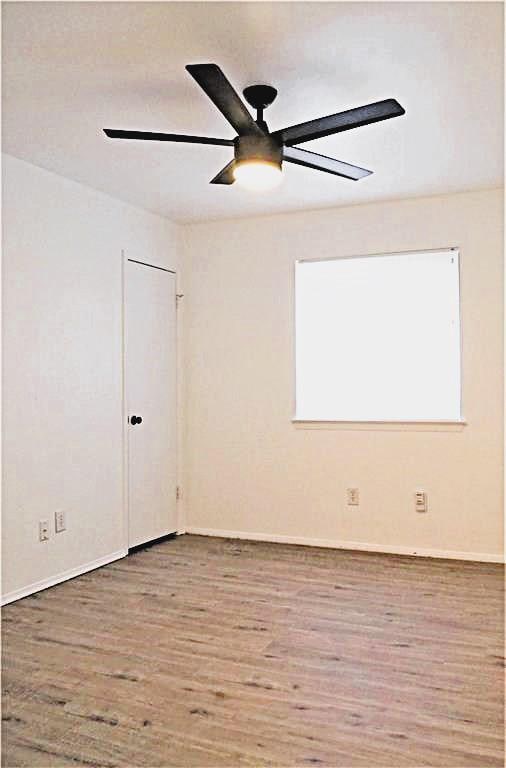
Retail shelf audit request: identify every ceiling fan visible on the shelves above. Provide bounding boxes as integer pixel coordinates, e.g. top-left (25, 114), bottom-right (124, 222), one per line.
top-left (104, 63), bottom-right (405, 191)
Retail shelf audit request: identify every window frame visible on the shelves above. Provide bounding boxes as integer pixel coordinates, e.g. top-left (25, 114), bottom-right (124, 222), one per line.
top-left (292, 247), bottom-right (466, 430)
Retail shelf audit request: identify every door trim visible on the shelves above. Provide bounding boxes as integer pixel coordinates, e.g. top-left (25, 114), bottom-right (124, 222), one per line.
top-left (121, 251), bottom-right (129, 552)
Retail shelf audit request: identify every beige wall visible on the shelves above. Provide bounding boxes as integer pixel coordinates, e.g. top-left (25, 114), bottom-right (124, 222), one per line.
top-left (2, 154), bottom-right (503, 606)
top-left (2, 154), bottom-right (182, 601)
top-left (182, 189), bottom-right (504, 560)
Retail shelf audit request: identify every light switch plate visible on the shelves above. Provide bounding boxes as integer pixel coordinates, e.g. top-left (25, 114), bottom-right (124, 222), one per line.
top-left (55, 510), bottom-right (66, 533)
top-left (415, 491), bottom-right (427, 513)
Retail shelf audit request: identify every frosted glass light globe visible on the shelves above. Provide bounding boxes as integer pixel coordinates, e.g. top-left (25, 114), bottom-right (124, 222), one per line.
top-left (233, 160), bottom-right (283, 191)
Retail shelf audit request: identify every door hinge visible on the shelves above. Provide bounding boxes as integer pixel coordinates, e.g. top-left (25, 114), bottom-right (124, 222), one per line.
top-left (176, 486), bottom-right (182, 501)
top-left (176, 293), bottom-right (184, 306)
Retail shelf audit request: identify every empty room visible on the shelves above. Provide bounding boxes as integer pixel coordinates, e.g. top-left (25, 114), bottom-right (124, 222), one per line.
top-left (1, 2), bottom-right (504, 766)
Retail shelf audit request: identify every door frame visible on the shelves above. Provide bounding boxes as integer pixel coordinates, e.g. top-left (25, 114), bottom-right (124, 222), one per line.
top-left (121, 250), bottom-right (182, 552)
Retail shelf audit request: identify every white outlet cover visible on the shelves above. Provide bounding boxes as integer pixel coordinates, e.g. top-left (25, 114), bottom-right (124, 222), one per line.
top-left (39, 520), bottom-right (49, 542)
top-left (347, 488), bottom-right (360, 506)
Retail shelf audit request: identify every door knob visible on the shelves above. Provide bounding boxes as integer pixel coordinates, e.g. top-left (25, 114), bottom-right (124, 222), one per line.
top-left (130, 415), bottom-right (143, 425)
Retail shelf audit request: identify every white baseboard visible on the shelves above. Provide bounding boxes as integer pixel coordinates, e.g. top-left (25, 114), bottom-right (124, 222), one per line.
top-left (185, 527), bottom-right (504, 564)
top-left (3, 532), bottom-right (501, 607)
top-left (1, 549), bottom-right (128, 606)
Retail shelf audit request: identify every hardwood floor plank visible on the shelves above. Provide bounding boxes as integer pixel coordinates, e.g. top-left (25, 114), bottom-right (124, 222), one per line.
top-left (2, 535), bottom-right (504, 767)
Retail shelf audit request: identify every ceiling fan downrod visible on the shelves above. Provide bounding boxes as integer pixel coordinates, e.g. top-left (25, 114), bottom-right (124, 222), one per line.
top-left (243, 84), bottom-right (278, 131)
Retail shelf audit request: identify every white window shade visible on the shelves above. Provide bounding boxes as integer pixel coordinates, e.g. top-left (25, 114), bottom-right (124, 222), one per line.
top-left (295, 250), bottom-right (462, 422)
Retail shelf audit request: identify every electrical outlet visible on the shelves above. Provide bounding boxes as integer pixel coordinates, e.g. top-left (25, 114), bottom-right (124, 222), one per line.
top-left (347, 488), bottom-right (359, 506)
top-left (415, 490), bottom-right (427, 513)
top-left (39, 520), bottom-right (49, 542)
top-left (55, 510), bottom-right (66, 533)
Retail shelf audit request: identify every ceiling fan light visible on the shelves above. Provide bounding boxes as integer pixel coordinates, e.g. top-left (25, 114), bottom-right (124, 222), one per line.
top-left (233, 160), bottom-right (283, 191)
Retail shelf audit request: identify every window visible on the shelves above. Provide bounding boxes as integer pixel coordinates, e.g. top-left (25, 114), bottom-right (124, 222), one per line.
top-left (295, 249), bottom-right (462, 422)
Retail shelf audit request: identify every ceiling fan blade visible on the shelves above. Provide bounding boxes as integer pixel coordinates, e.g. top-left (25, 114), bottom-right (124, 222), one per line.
top-left (283, 146), bottom-right (372, 180)
top-left (210, 160), bottom-right (236, 185)
top-left (273, 99), bottom-right (405, 146)
top-left (186, 63), bottom-right (264, 137)
top-left (103, 129), bottom-right (234, 146)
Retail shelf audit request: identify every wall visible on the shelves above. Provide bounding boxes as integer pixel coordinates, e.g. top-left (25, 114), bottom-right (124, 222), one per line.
top-left (182, 188), bottom-right (504, 561)
top-left (3, 159), bottom-right (503, 607)
top-left (2, 153), bottom-right (182, 602)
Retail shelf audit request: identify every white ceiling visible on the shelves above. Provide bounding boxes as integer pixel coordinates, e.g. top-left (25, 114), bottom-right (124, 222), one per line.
top-left (3, 2), bottom-right (503, 223)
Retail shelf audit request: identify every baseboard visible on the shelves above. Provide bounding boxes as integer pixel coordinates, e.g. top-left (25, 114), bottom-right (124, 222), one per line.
top-left (3, 533), bottom-right (501, 606)
top-left (185, 527), bottom-right (504, 564)
top-left (1, 549), bottom-right (128, 606)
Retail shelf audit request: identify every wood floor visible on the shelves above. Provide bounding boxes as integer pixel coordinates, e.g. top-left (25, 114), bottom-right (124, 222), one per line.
top-left (2, 535), bottom-right (504, 767)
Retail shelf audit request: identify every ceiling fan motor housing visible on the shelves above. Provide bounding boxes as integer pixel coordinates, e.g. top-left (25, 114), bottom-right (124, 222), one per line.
top-left (234, 134), bottom-right (282, 170)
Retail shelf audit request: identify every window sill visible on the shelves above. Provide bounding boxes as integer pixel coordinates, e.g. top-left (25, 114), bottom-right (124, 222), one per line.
top-left (292, 419), bottom-right (467, 432)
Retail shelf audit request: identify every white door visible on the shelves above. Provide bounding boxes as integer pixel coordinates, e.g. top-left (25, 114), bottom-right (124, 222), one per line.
top-left (125, 258), bottom-right (177, 548)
